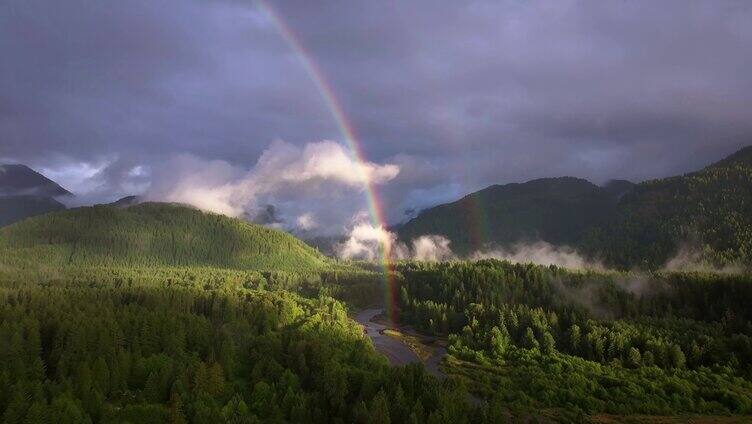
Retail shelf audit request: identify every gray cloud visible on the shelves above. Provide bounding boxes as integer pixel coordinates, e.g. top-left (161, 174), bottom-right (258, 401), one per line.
top-left (2, 0), bottom-right (751, 228)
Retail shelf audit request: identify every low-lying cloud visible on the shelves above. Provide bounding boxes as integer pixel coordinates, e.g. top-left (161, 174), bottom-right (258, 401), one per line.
top-left (411, 235), bottom-right (454, 262)
top-left (143, 139), bottom-right (399, 233)
top-left (472, 241), bottom-right (604, 270)
top-left (336, 224), bottom-right (600, 269)
top-left (335, 215), bottom-right (452, 262)
top-left (663, 243), bottom-right (744, 274)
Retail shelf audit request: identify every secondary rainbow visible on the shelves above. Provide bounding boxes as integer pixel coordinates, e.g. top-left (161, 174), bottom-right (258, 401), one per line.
top-left (255, 1), bottom-right (399, 324)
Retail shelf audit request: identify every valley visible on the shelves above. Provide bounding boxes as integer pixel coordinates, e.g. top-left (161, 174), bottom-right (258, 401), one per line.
top-left (4, 2), bottom-right (751, 422)
top-left (1, 157), bottom-right (752, 422)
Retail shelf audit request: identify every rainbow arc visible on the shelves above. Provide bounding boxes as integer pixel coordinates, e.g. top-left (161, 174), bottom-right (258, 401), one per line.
top-left (255, 1), bottom-right (398, 324)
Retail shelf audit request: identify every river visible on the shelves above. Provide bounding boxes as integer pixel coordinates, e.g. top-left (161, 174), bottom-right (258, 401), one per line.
top-left (354, 308), bottom-right (420, 366)
top-left (354, 308), bottom-right (483, 405)
top-left (353, 308), bottom-right (445, 378)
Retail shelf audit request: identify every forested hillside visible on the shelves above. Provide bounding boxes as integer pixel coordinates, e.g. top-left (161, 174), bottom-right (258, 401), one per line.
top-left (397, 146), bottom-right (752, 270)
top-left (398, 177), bottom-right (625, 255)
top-left (394, 260), bottom-right (752, 418)
top-left (584, 146), bottom-right (752, 269)
top-left (0, 195), bottom-right (65, 227)
top-left (0, 203), bottom-right (329, 272)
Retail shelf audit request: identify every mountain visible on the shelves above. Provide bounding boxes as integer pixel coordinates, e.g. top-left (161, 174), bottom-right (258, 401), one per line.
top-left (0, 195), bottom-right (66, 227)
top-left (398, 145), bottom-right (752, 270)
top-left (583, 145), bottom-right (752, 269)
top-left (108, 195), bottom-right (140, 207)
top-left (601, 179), bottom-right (636, 201)
top-left (0, 202), bottom-right (330, 272)
top-left (0, 164), bottom-right (72, 227)
top-left (397, 177), bottom-right (628, 255)
top-left (303, 235), bottom-right (345, 256)
top-left (0, 164), bottom-right (71, 197)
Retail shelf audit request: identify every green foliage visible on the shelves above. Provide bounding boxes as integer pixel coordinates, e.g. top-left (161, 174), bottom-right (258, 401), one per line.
top-left (398, 146), bottom-right (752, 270)
top-left (584, 146), bottom-right (752, 269)
top-left (394, 259), bottom-right (752, 415)
top-left (0, 203), bottom-right (330, 272)
top-left (398, 177), bottom-right (621, 254)
top-left (0, 278), bottom-right (477, 423)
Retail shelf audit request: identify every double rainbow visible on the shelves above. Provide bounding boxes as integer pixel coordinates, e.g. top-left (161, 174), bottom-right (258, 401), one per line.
top-left (256, 1), bottom-right (399, 325)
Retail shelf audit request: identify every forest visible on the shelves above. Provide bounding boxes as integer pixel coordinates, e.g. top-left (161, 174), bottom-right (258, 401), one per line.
top-left (0, 268), bottom-right (482, 423)
top-left (2, 203), bottom-right (752, 422)
top-left (394, 260), bottom-right (752, 417)
top-left (398, 146), bottom-right (752, 270)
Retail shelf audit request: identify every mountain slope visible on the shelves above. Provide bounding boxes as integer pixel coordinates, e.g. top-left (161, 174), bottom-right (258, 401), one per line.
top-left (0, 195), bottom-right (66, 227)
top-left (0, 164), bottom-right (71, 197)
top-left (398, 177), bottom-right (626, 254)
top-left (583, 145), bottom-right (752, 269)
top-left (0, 202), bottom-right (329, 271)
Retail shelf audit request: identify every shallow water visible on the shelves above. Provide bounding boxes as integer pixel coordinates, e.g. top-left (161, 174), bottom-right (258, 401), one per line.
top-left (353, 308), bottom-right (420, 366)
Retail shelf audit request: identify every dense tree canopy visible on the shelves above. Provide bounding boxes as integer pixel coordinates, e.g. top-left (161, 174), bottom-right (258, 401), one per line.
top-left (394, 260), bottom-right (752, 416)
top-left (0, 272), bottom-right (478, 423)
top-left (0, 203), bottom-right (330, 272)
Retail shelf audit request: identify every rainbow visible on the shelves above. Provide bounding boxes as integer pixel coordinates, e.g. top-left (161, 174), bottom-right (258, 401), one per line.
top-left (255, 1), bottom-right (399, 325)
top-left (464, 194), bottom-right (491, 252)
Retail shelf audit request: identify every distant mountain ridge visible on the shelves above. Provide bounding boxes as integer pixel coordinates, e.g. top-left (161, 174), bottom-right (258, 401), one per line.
top-left (398, 145), bottom-right (752, 269)
top-left (0, 164), bottom-right (72, 227)
top-left (707, 145), bottom-right (752, 169)
top-left (398, 176), bottom-right (632, 255)
top-left (0, 164), bottom-right (71, 197)
top-left (583, 145), bottom-right (752, 269)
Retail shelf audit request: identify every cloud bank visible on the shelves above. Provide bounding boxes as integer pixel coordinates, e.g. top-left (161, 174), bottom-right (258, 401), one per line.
top-left (472, 241), bottom-right (604, 270)
top-left (335, 214), bottom-right (453, 262)
top-left (143, 140), bottom-right (398, 232)
top-left (335, 222), bottom-right (593, 269)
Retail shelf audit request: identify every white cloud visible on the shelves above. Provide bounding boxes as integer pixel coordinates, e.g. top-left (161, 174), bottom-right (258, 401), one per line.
top-left (39, 159), bottom-right (109, 194)
top-left (411, 235), bottom-right (453, 262)
top-left (335, 220), bottom-right (404, 261)
top-left (146, 154), bottom-right (241, 215)
top-left (335, 213), bottom-right (452, 262)
top-left (472, 241), bottom-right (603, 270)
top-left (143, 140), bottom-right (400, 232)
top-left (296, 212), bottom-right (318, 231)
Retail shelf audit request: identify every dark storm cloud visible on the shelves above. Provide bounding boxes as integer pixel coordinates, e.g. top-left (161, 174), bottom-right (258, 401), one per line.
top-left (2, 0), bottom-right (751, 227)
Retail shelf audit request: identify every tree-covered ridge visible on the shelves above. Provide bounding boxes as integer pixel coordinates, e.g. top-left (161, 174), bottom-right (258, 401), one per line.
top-left (397, 177), bottom-right (622, 255)
top-left (0, 278), bottom-right (477, 423)
top-left (393, 260), bottom-right (752, 416)
top-left (0, 203), bottom-right (330, 272)
top-left (0, 195), bottom-right (65, 228)
top-left (584, 146), bottom-right (752, 269)
top-left (396, 145), bottom-right (752, 270)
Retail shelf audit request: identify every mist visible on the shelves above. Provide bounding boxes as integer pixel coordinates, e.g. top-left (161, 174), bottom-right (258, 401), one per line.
top-left (662, 243), bottom-right (746, 274)
top-left (335, 225), bottom-right (599, 268)
top-left (472, 241), bottom-right (604, 270)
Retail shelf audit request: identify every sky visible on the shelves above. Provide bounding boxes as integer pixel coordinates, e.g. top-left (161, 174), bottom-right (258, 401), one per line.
top-left (1, 0), bottom-right (751, 235)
